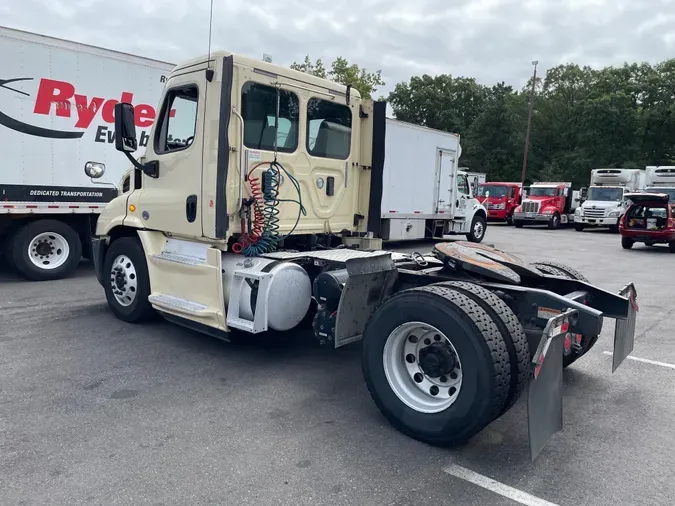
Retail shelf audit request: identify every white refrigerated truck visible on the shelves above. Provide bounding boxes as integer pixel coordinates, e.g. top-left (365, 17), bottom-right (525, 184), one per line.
top-left (380, 120), bottom-right (487, 242)
top-left (574, 168), bottom-right (646, 232)
top-left (0, 25), bottom-right (175, 280)
top-left (644, 166), bottom-right (675, 201)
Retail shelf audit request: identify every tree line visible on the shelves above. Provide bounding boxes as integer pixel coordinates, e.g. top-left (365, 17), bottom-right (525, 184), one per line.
top-left (291, 55), bottom-right (675, 187)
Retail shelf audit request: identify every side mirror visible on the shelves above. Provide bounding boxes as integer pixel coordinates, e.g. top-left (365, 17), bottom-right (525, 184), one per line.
top-left (114, 102), bottom-right (137, 153)
top-left (580, 187), bottom-right (588, 199)
top-left (84, 161), bottom-right (106, 179)
top-left (485, 191), bottom-right (490, 198)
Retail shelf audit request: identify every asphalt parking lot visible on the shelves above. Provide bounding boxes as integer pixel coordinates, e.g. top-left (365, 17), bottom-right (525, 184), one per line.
top-left (1, 224), bottom-right (673, 506)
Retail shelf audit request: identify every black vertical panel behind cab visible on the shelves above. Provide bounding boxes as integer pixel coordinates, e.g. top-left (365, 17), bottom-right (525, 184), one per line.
top-left (215, 56), bottom-right (234, 239)
top-left (367, 100), bottom-right (386, 237)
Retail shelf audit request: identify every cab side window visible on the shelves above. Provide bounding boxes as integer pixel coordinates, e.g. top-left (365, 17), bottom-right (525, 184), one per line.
top-left (307, 98), bottom-right (352, 159)
top-left (154, 85), bottom-right (199, 154)
top-left (457, 174), bottom-right (470, 195)
top-left (242, 82), bottom-right (299, 153)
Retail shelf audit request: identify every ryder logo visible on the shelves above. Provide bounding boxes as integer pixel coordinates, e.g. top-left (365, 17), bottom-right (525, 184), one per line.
top-left (0, 77), bottom-right (170, 143)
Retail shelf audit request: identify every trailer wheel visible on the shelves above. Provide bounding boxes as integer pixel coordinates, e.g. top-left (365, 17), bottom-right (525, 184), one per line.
top-left (103, 237), bottom-right (156, 323)
top-left (466, 215), bottom-right (486, 243)
top-left (548, 212), bottom-right (561, 229)
top-left (531, 261), bottom-right (597, 367)
top-left (362, 284), bottom-right (511, 446)
top-left (434, 281), bottom-right (529, 417)
top-left (10, 220), bottom-right (82, 281)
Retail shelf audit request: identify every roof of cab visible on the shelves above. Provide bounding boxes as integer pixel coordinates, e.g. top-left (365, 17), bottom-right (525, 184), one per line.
top-left (172, 50), bottom-right (362, 100)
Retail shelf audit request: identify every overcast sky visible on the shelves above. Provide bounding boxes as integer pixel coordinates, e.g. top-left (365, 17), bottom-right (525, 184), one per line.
top-left (2, 0), bottom-right (674, 96)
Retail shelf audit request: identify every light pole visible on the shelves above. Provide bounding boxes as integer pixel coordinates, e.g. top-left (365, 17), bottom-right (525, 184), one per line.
top-left (521, 60), bottom-right (538, 186)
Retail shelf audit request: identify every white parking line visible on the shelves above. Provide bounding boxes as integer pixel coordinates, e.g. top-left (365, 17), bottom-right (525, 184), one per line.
top-left (602, 351), bottom-right (675, 370)
top-left (443, 464), bottom-right (559, 506)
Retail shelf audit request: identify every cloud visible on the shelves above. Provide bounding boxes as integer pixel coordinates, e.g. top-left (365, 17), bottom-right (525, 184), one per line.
top-left (2, 0), bottom-right (674, 96)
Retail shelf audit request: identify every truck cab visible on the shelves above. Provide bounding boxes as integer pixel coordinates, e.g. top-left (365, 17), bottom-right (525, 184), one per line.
top-left (81, 49), bottom-right (639, 461)
top-left (574, 168), bottom-right (645, 232)
top-left (512, 182), bottom-right (578, 229)
top-left (476, 182), bottom-right (522, 225)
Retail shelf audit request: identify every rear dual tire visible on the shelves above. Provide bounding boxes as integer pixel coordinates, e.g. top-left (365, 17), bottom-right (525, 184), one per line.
top-left (362, 283), bottom-right (529, 446)
top-left (530, 261), bottom-right (598, 367)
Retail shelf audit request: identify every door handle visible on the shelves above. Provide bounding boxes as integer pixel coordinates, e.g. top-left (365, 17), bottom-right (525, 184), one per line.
top-left (186, 194), bottom-right (198, 223)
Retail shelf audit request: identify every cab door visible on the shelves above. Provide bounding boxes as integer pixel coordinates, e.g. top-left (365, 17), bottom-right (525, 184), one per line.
top-left (237, 67), bottom-right (361, 236)
top-left (453, 173), bottom-right (471, 220)
top-left (130, 69), bottom-right (205, 238)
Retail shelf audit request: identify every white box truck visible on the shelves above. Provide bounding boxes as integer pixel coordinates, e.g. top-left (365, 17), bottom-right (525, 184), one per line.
top-left (0, 26), bottom-right (175, 280)
top-left (644, 166), bottom-right (675, 201)
top-left (380, 119), bottom-right (487, 242)
top-left (574, 168), bottom-right (646, 232)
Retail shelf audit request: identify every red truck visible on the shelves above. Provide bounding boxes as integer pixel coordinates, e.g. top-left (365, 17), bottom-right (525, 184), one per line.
top-left (475, 182), bottom-right (523, 225)
top-left (512, 182), bottom-right (581, 229)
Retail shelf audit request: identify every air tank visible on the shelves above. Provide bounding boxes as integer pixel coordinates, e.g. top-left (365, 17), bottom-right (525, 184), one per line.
top-left (221, 253), bottom-right (312, 332)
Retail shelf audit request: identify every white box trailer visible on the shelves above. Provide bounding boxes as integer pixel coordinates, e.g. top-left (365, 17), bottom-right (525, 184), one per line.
top-left (0, 25), bottom-right (175, 280)
top-left (380, 119), bottom-right (487, 242)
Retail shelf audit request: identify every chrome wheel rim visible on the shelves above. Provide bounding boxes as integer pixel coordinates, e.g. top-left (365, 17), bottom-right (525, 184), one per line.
top-left (27, 232), bottom-right (70, 270)
top-left (383, 322), bottom-right (463, 413)
top-left (110, 255), bottom-right (138, 307)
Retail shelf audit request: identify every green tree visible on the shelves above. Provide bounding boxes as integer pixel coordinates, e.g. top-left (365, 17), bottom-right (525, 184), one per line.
top-left (290, 55), bottom-right (384, 99)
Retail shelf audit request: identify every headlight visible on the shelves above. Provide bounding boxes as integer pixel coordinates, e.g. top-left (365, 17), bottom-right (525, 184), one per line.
top-left (575, 208), bottom-right (582, 216)
top-left (542, 209), bottom-right (554, 214)
top-left (608, 211), bottom-right (620, 217)
top-left (495, 203), bottom-right (505, 210)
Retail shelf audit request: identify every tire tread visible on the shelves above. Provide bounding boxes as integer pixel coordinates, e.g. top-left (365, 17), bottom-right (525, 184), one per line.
top-left (436, 281), bottom-right (529, 416)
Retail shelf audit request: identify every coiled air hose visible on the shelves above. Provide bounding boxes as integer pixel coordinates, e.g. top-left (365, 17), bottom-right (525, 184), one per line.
top-left (236, 160), bottom-right (306, 257)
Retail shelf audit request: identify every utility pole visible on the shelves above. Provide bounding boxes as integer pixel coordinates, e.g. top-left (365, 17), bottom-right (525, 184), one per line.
top-left (521, 60), bottom-right (538, 186)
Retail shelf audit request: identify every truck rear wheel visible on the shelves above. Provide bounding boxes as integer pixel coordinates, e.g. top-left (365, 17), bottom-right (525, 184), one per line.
top-left (531, 261), bottom-right (597, 367)
top-left (466, 215), bottom-right (486, 243)
top-left (362, 284), bottom-right (511, 446)
top-left (10, 220), bottom-right (82, 281)
top-left (435, 281), bottom-right (529, 417)
top-left (103, 237), bottom-right (156, 323)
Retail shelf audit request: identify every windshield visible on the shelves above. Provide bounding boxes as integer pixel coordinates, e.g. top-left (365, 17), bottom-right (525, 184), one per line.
top-left (477, 185), bottom-right (508, 197)
top-left (586, 187), bottom-right (623, 202)
top-left (645, 188), bottom-right (675, 202)
top-left (528, 187), bottom-right (557, 197)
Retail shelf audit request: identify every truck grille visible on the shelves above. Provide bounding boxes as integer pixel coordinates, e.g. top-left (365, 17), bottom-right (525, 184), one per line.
top-left (522, 201), bottom-right (539, 213)
top-left (584, 208), bottom-right (605, 218)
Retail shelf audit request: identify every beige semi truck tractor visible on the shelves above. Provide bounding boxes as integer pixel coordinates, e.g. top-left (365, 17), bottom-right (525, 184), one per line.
top-left (85, 51), bottom-right (639, 461)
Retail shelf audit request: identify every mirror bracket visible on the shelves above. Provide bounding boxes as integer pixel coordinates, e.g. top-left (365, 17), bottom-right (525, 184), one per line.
top-left (123, 152), bottom-right (159, 179)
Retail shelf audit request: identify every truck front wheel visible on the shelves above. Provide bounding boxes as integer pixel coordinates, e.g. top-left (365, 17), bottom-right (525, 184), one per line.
top-left (548, 212), bottom-right (561, 229)
top-left (10, 220), bottom-right (82, 281)
top-left (574, 224), bottom-right (585, 232)
top-left (362, 285), bottom-right (511, 446)
top-left (466, 215), bottom-right (486, 243)
top-left (103, 237), bottom-right (156, 323)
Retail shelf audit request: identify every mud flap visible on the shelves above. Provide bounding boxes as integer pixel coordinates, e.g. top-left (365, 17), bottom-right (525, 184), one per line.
top-left (612, 283), bottom-right (638, 373)
top-left (527, 309), bottom-right (579, 462)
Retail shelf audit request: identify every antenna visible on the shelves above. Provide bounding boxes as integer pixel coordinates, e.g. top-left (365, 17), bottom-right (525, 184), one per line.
top-left (205, 0), bottom-right (215, 82)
